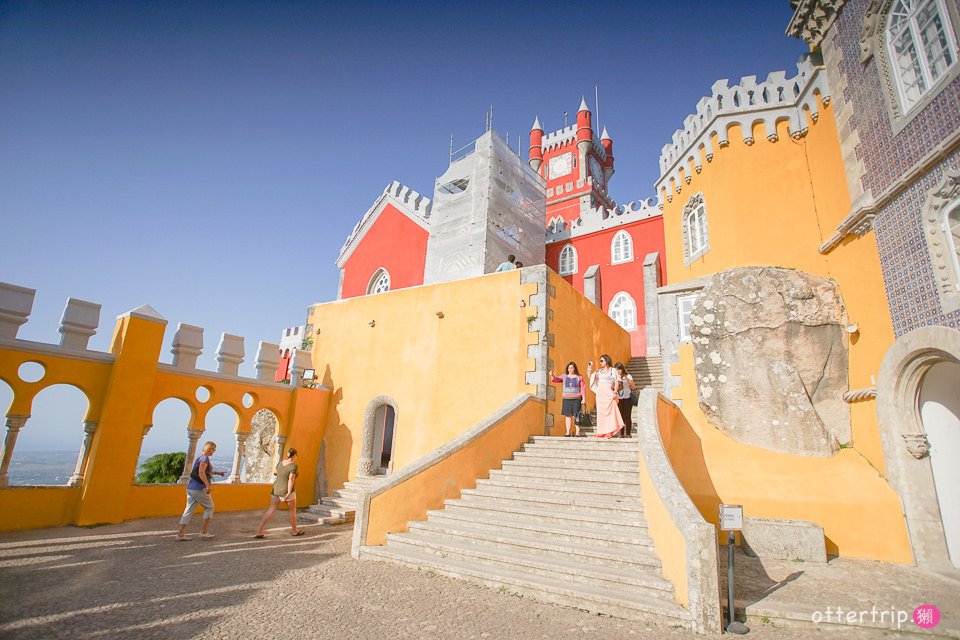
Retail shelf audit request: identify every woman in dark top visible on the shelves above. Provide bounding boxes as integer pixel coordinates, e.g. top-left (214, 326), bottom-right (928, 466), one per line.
top-left (254, 448), bottom-right (304, 538)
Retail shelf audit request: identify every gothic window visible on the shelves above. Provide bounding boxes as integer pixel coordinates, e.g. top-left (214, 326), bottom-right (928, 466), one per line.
top-left (886, 0), bottom-right (959, 113)
top-left (609, 292), bottom-right (637, 330)
top-left (611, 230), bottom-right (634, 265)
top-left (559, 244), bottom-right (577, 275)
top-left (682, 194), bottom-right (709, 264)
top-left (367, 269), bottom-right (390, 295)
top-left (677, 293), bottom-right (699, 343)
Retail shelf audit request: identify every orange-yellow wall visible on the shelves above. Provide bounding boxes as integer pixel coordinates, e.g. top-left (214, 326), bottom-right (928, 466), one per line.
top-left (666, 345), bottom-right (911, 562)
top-left (309, 270), bottom-right (541, 492)
top-left (660, 101), bottom-right (894, 473)
top-left (364, 396), bottom-right (544, 545)
top-left (0, 312), bottom-right (330, 532)
top-left (546, 271), bottom-right (631, 428)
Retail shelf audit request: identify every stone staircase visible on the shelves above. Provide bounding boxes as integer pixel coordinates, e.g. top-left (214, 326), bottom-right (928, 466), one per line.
top-left (359, 435), bottom-right (693, 627)
top-left (627, 355), bottom-right (663, 391)
top-left (300, 474), bottom-right (383, 526)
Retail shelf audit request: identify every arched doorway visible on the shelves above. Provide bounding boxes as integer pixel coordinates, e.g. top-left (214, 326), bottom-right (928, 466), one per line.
top-left (919, 360), bottom-right (960, 568)
top-left (357, 396), bottom-right (398, 477)
top-left (877, 326), bottom-right (960, 569)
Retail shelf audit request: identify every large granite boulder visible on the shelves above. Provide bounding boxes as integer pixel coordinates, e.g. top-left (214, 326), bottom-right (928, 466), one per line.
top-left (242, 409), bottom-right (277, 483)
top-left (690, 267), bottom-right (850, 457)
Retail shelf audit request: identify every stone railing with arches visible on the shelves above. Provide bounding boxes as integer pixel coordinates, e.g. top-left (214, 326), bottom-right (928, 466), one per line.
top-left (545, 197), bottom-right (662, 243)
top-left (0, 281), bottom-right (330, 531)
top-left (654, 55), bottom-right (831, 200)
top-left (337, 180), bottom-right (433, 267)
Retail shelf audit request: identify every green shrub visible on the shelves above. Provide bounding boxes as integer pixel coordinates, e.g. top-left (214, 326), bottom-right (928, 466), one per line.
top-left (137, 452), bottom-right (187, 484)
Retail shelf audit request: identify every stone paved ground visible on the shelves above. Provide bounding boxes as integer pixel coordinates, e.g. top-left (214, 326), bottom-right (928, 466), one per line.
top-left (0, 512), bottom-right (956, 639)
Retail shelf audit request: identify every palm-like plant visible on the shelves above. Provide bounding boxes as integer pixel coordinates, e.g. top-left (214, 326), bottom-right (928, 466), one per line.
top-left (137, 452), bottom-right (187, 484)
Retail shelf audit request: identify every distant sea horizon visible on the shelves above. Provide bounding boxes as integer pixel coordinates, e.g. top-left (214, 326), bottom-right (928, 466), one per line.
top-left (7, 450), bottom-right (236, 486)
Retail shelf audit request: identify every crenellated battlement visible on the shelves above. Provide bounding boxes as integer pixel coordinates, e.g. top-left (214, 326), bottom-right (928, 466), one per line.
top-left (545, 196), bottom-right (662, 243)
top-left (540, 126), bottom-right (608, 162)
top-left (0, 281), bottom-right (286, 384)
top-left (654, 56), bottom-right (831, 200)
top-left (337, 180), bottom-right (433, 267)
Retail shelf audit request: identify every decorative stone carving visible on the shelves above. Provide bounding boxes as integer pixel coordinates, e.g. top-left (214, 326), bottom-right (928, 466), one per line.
top-left (860, 0), bottom-right (886, 62)
top-left (923, 168), bottom-right (960, 314)
top-left (843, 386), bottom-right (878, 403)
top-left (690, 267), bottom-right (850, 456)
top-left (902, 433), bottom-right (930, 460)
top-left (787, 0), bottom-right (847, 47)
top-left (242, 409), bottom-right (278, 483)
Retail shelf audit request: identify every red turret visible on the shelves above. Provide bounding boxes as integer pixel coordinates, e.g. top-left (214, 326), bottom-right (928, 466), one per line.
top-left (529, 116), bottom-right (544, 173)
top-left (601, 126), bottom-right (615, 182)
top-left (576, 97), bottom-right (592, 145)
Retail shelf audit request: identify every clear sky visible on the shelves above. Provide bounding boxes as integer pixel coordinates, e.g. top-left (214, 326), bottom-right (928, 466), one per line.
top-left (0, 1), bottom-right (806, 455)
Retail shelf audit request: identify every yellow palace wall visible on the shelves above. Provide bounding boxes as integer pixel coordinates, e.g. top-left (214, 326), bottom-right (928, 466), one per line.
top-left (657, 101), bottom-right (909, 562)
top-left (310, 270), bottom-right (541, 493)
top-left (0, 309), bottom-right (330, 531)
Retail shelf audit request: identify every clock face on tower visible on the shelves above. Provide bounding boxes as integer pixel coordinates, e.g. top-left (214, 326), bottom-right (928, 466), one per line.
top-left (548, 153), bottom-right (573, 179)
top-left (589, 157), bottom-right (604, 188)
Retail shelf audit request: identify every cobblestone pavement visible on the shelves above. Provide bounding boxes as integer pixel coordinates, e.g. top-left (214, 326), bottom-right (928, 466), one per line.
top-left (0, 512), bottom-right (955, 639)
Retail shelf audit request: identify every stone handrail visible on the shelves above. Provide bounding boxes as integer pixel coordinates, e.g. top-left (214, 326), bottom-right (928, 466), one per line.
top-left (351, 393), bottom-right (545, 558)
top-left (655, 56), bottom-right (830, 197)
top-left (637, 389), bottom-right (721, 634)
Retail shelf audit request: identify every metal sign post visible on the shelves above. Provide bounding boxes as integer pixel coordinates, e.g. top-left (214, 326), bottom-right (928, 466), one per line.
top-left (719, 504), bottom-right (749, 635)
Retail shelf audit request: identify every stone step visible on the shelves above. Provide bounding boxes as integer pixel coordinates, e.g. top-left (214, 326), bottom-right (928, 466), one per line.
top-left (459, 488), bottom-right (643, 516)
top-left (296, 510), bottom-right (347, 526)
top-left (480, 474), bottom-right (642, 495)
top-left (442, 499), bottom-right (647, 532)
top-left (360, 545), bottom-right (691, 626)
top-left (407, 519), bottom-right (662, 570)
top-left (382, 531), bottom-right (674, 595)
top-left (490, 465), bottom-right (638, 483)
top-left (528, 436), bottom-right (638, 447)
top-left (425, 510), bottom-right (653, 549)
top-left (502, 457), bottom-right (640, 473)
top-left (321, 497), bottom-right (357, 509)
top-left (307, 504), bottom-right (354, 520)
top-left (475, 477), bottom-right (641, 499)
top-left (515, 448), bottom-right (637, 462)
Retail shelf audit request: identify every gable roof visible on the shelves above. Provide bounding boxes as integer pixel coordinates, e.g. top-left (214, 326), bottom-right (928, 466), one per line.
top-left (336, 181), bottom-right (432, 268)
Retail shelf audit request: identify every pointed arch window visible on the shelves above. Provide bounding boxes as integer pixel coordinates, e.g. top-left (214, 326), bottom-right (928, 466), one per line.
top-left (367, 269), bottom-right (390, 295)
top-left (611, 230), bottom-right (634, 265)
top-left (885, 0), bottom-right (959, 113)
top-left (682, 194), bottom-right (710, 265)
top-left (609, 292), bottom-right (637, 330)
top-left (558, 244), bottom-right (577, 275)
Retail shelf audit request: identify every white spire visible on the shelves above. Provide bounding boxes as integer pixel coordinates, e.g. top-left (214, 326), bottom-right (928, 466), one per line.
top-left (578, 96), bottom-right (590, 113)
top-left (601, 126), bottom-right (611, 140)
top-left (532, 115), bottom-right (542, 131)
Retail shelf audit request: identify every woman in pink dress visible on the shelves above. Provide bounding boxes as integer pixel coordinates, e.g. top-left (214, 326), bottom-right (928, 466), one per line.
top-left (587, 355), bottom-right (624, 438)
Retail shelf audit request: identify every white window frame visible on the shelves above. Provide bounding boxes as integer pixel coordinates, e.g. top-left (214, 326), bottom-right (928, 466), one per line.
top-left (558, 244), bottom-right (578, 275)
top-left (682, 194), bottom-right (709, 265)
top-left (367, 268), bottom-right (391, 295)
top-left (678, 293), bottom-right (699, 343)
top-left (611, 230), bottom-right (634, 265)
top-left (609, 292), bottom-right (637, 331)
top-left (885, 0), bottom-right (960, 115)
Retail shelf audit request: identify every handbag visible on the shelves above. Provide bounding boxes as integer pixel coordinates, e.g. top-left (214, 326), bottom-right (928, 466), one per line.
top-left (576, 410), bottom-right (592, 427)
top-left (630, 391), bottom-right (639, 407)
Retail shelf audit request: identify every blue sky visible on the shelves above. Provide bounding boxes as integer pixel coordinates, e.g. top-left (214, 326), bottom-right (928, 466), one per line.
top-left (0, 1), bottom-right (806, 456)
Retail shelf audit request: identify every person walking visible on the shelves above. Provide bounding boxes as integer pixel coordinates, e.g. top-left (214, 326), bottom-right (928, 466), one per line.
top-left (255, 448), bottom-right (305, 538)
top-left (495, 254), bottom-right (517, 272)
top-left (177, 441), bottom-right (226, 541)
top-left (550, 362), bottom-right (586, 437)
top-left (614, 362), bottom-right (636, 438)
top-left (588, 355), bottom-right (624, 439)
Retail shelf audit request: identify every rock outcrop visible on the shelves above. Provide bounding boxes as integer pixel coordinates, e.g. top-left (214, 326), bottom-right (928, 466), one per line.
top-left (242, 409), bottom-right (277, 482)
top-left (690, 267), bottom-right (850, 457)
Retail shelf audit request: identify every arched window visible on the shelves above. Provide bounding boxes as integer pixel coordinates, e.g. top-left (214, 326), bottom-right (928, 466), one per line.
top-left (609, 292), bottom-right (637, 330)
top-left (367, 269), bottom-right (390, 295)
top-left (611, 230), bottom-right (634, 265)
top-left (947, 201), bottom-right (960, 285)
top-left (886, 0), bottom-right (958, 113)
top-left (682, 194), bottom-right (709, 264)
top-left (558, 244), bottom-right (577, 275)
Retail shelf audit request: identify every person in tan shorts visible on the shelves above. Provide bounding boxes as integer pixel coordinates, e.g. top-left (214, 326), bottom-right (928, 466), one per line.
top-left (254, 448), bottom-right (304, 538)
